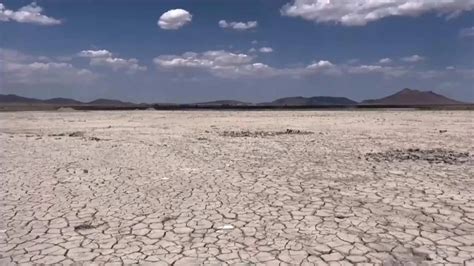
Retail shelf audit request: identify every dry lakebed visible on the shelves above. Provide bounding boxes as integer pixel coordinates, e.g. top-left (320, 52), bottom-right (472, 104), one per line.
top-left (0, 110), bottom-right (473, 265)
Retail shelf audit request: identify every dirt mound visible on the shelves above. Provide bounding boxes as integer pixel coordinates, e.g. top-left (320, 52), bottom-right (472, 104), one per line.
top-left (365, 148), bottom-right (470, 164)
top-left (220, 129), bottom-right (313, 137)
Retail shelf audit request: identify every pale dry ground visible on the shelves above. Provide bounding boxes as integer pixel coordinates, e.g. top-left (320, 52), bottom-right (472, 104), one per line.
top-left (0, 110), bottom-right (473, 265)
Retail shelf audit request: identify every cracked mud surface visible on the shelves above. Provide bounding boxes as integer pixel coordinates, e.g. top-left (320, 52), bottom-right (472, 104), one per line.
top-left (0, 110), bottom-right (473, 265)
top-left (365, 149), bottom-right (471, 165)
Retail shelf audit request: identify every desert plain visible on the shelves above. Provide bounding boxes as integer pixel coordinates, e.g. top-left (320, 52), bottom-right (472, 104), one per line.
top-left (0, 110), bottom-right (473, 265)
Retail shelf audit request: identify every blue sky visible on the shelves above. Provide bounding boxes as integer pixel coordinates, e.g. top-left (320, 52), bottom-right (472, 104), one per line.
top-left (1, 0), bottom-right (473, 103)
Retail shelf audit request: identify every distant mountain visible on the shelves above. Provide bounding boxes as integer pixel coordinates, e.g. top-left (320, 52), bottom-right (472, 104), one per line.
top-left (262, 96), bottom-right (357, 106)
top-left (43, 98), bottom-right (83, 105)
top-left (0, 94), bottom-right (135, 106)
top-left (195, 100), bottom-right (251, 106)
top-left (1, 91), bottom-right (469, 109)
top-left (362, 88), bottom-right (465, 105)
top-left (87, 99), bottom-right (134, 106)
top-left (0, 94), bottom-right (42, 103)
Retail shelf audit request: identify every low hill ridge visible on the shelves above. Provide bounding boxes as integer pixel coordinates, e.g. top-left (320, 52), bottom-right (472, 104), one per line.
top-left (362, 88), bottom-right (465, 105)
top-left (262, 96), bottom-right (357, 106)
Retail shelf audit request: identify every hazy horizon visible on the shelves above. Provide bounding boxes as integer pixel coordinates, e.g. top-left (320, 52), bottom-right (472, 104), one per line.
top-left (1, 0), bottom-right (473, 103)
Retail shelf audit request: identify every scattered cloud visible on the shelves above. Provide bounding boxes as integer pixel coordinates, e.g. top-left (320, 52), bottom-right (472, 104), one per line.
top-left (418, 70), bottom-right (445, 79)
top-left (0, 48), bottom-right (97, 85)
top-left (154, 50), bottom-right (279, 78)
top-left (281, 0), bottom-right (474, 26)
top-left (158, 9), bottom-right (192, 30)
top-left (154, 50), bottom-right (253, 69)
top-left (0, 2), bottom-right (61, 26)
top-left (401, 54), bottom-right (425, 63)
top-left (90, 57), bottom-right (147, 73)
top-left (347, 64), bottom-right (408, 77)
top-left (379, 58), bottom-right (393, 64)
top-left (218, 20), bottom-right (258, 31)
top-left (154, 50), bottom-right (411, 79)
top-left (459, 26), bottom-right (474, 38)
top-left (78, 50), bottom-right (113, 58)
top-left (306, 60), bottom-right (334, 70)
top-left (259, 47), bottom-right (274, 53)
top-left (78, 49), bottom-right (147, 73)
top-left (346, 58), bottom-right (360, 65)
top-left (304, 60), bottom-right (341, 76)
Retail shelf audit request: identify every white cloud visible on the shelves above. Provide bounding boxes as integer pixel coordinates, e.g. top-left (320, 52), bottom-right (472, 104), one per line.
top-left (90, 57), bottom-right (147, 73)
top-left (459, 26), bottom-right (474, 38)
top-left (154, 50), bottom-right (253, 69)
top-left (219, 20), bottom-right (258, 31)
top-left (346, 58), bottom-right (360, 65)
top-left (401, 54), bottom-right (425, 63)
top-left (154, 50), bottom-right (280, 78)
top-left (306, 60), bottom-right (334, 70)
top-left (0, 48), bottom-right (97, 85)
top-left (78, 49), bottom-right (147, 73)
top-left (281, 0), bottom-right (474, 26)
top-left (304, 60), bottom-right (341, 76)
top-left (78, 50), bottom-right (113, 58)
top-left (259, 47), bottom-right (274, 53)
top-left (158, 9), bottom-right (192, 30)
top-left (349, 64), bottom-right (408, 77)
top-left (154, 50), bottom-right (345, 78)
top-left (153, 50), bottom-right (411, 79)
top-left (213, 63), bottom-right (278, 78)
top-left (0, 2), bottom-right (61, 25)
top-left (348, 64), bottom-right (384, 74)
top-left (153, 49), bottom-right (472, 81)
top-left (379, 58), bottom-right (393, 64)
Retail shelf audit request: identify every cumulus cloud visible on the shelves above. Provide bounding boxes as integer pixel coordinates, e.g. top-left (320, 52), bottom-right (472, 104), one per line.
top-left (0, 2), bottom-right (61, 25)
top-left (78, 50), bottom-right (113, 58)
top-left (218, 20), bottom-right (258, 31)
top-left (90, 57), bottom-right (147, 73)
top-left (154, 50), bottom-right (279, 78)
top-left (459, 26), bottom-right (474, 38)
top-left (281, 0), bottom-right (474, 26)
top-left (0, 48), bottom-right (96, 86)
top-left (158, 9), bottom-right (192, 30)
top-left (154, 50), bottom-right (253, 69)
top-left (401, 54), bottom-right (425, 63)
top-left (153, 50), bottom-right (410, 79)
top-left (307, 60), bottom-right (334, 69)
top-left (304, 60), bottom-right (341, 76)
top-left (154, 50), bottom-right (344, 78)
top-left (153, 49), bottom-right (471, 80)
top-left (259, 47), bottom-right (274, 53)
top-left (78, 49), bottom-right (147, 73)
top-left (379, 58), bottom-right (393, 64)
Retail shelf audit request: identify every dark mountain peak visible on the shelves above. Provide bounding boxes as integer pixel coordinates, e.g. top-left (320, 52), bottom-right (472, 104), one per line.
top-left (195, 100), bottom-right (251, 106)
top-left (265, 96), bottom-right (357, 106)
top-left (398, 88), bottom-right (417, 94)
top-left (362, 88), bottom-right (465, 105)
top-left (87, 99), bottom-right (132, 105)
top-left (44, 98), bottom-right (83, 105)
top-left (0, 94), bottom-right (42, 103)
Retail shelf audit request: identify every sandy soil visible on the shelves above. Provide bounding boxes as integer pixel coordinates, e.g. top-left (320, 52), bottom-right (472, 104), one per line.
top-left (0, 110), bottom-right (473, 265)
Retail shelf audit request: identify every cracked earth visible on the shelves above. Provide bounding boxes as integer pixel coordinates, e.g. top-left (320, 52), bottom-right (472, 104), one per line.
top-left (0, 110), bottom-right (473, 265)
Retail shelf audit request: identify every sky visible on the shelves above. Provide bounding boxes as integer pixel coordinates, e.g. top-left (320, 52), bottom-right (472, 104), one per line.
top-left (1, 0), bottom-right (473, 103)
